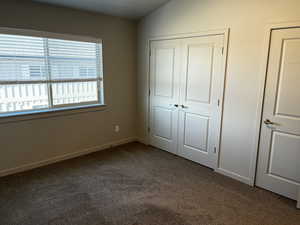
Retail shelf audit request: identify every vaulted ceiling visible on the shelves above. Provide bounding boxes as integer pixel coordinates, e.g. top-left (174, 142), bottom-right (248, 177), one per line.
top-left (34, 0), bottom-right (170, 19)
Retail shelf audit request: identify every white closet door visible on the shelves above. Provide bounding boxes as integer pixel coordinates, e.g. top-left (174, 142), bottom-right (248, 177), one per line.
top-left (149, 39), bottom-right (181, 154)
top-left (178, 35), bottom-right (224, 169)
top-left (256, 28), bottom-right (300, 201)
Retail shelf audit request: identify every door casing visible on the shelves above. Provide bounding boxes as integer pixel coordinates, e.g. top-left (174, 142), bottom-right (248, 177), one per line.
top-left (146, 29), bottom-right (229, 171)
top-left (256, 27), bottom-right (300, 201)
top-left (253, 21), bottom-right (300, 188)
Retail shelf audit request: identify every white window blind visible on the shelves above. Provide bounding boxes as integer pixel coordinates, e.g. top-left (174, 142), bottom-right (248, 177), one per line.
top-left (0, 33), bottom-right (103, 115)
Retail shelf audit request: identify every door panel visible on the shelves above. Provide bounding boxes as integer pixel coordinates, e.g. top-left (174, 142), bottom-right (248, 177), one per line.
top-left (275, 39), bottom-right (300, 118)
top-left (154, 48), bottom-right (175, 98)
top-left (269, 131), bottom-right (300, 183)
top-left (184, 113), bottom-right (209, 152)
top-left (149, 39), bottom-right (181, 154)
top-left (257, 28), bottom-right (300, 201)
top-left (178, 35), bottom-right (224, 169)
top-left (153, 107), bottom-right (173, 140)
top-left (185, 45), bottom-right (213, 103)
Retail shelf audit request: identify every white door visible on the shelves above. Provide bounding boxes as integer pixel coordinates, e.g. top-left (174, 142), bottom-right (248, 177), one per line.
top-left (256, 28), bottom-right (300, 201)
top-left (149, 35), bottom-right (225, 168)
top-left (149, 39), bottom-right (181, 154)
top-left (178, 36), bottom-right (224, 169)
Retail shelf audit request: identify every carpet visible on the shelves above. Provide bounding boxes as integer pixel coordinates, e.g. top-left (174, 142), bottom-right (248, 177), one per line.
top-left (0, 142), bottom-right (299, 225)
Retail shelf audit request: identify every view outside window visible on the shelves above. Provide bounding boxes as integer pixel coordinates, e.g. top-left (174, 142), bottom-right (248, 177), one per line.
top-left (0, 33), bottom-right (103, 114)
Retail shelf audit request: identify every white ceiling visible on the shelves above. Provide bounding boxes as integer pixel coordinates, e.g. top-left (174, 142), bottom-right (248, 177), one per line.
top-left (34, 0), bottom-right (170, 19)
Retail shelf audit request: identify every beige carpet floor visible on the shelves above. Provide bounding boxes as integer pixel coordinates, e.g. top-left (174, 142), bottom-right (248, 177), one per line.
top-left (0, 142), bottom-right (299, 225)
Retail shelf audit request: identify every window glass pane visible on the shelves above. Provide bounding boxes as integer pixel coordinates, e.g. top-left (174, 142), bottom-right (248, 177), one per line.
top-left (0, 58), bottom-right (46, 81)
top-left (52, 81), bottom-right (98, 106)
top-left (0, 84), bottom-right (49, 113)
top-left (48, 39), bottom-right (96, 58)
top-left (96, 44), bottom-right (103, 78)
top-left (0, 34), bottom-right (44, 57)
top-left (0, 34), bottom-right (46, 81)
top-left (50, 59), bottom-right (97, 79)
top-left (48, 39), bottom-right (102, 80)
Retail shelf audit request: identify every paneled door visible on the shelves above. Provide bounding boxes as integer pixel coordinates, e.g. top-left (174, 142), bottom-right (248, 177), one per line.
top-left (149, 35), bottom-right (225, 168)
top-left (178, 36), bottom-right (224, 168)
top-left (256, 28), bottom-right (300, 202)
top-left (149, 39), bottom-right (181, 154)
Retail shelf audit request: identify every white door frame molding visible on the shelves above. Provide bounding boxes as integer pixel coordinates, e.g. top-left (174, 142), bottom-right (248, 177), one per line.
top-left (145, 28), bottom-right (229, 170)
top-left (253, 21), bottom-right (300, 187)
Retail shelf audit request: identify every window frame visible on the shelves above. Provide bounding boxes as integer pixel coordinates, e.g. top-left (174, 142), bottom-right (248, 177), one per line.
top-left (0, 27), bottom-right (105, 121)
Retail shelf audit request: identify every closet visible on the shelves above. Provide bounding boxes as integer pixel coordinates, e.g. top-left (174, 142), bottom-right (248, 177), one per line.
top-left (149, 35), bottom-right (225, 168)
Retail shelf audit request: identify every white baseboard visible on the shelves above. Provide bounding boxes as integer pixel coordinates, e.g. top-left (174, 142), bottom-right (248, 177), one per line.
top-left (136, 137), bottom-right (148, 145)
top-left (215, 167), bottom-right (252, 186)
top-left (0, 137), bottom-right (137, 177)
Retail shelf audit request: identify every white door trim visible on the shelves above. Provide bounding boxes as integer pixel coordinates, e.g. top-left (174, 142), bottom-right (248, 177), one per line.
top-left (254, 21), bottom-right (300, 187)
top-left (145, 28), bottom-right (229, 170)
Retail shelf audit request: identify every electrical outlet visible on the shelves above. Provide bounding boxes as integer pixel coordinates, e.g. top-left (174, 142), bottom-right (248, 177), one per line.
top-left (114, 125), bottom-right (120, 133)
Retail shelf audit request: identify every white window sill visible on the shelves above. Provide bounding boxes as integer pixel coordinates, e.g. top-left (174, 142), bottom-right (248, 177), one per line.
top-left (0, 104), bottom-right (107, 124)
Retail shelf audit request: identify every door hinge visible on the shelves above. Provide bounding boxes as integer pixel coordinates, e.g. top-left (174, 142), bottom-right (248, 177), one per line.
top-left (214, 147), bottom-right (217, 154)
top-left (221, 47), bottom-right (224, 55)
top-left (148, 89), bottom-right (151, 96)
top-left (149, 49), bottom-right (152, 57)
top-left (148, 127), bottom-right (151, 133)
top-left (217, 99), bottom-right (220, 107)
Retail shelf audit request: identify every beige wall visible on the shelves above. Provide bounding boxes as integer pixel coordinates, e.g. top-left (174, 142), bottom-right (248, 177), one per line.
top-left (137, 0), bottom-right (300, 185)
top-left (0, 1), bottom-right (137, 173)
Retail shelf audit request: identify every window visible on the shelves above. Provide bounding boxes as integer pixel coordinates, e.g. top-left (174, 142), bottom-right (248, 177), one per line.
top-left (0, 32), bottom-right (104, 116)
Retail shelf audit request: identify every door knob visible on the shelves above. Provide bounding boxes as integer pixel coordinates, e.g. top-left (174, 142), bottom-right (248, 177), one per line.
top-left (174, 104), bottom-right (179, 107)
top-left (264, 119), bottom-right (275, 125)
top-left (181, 105), bottom-right (188, 109)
